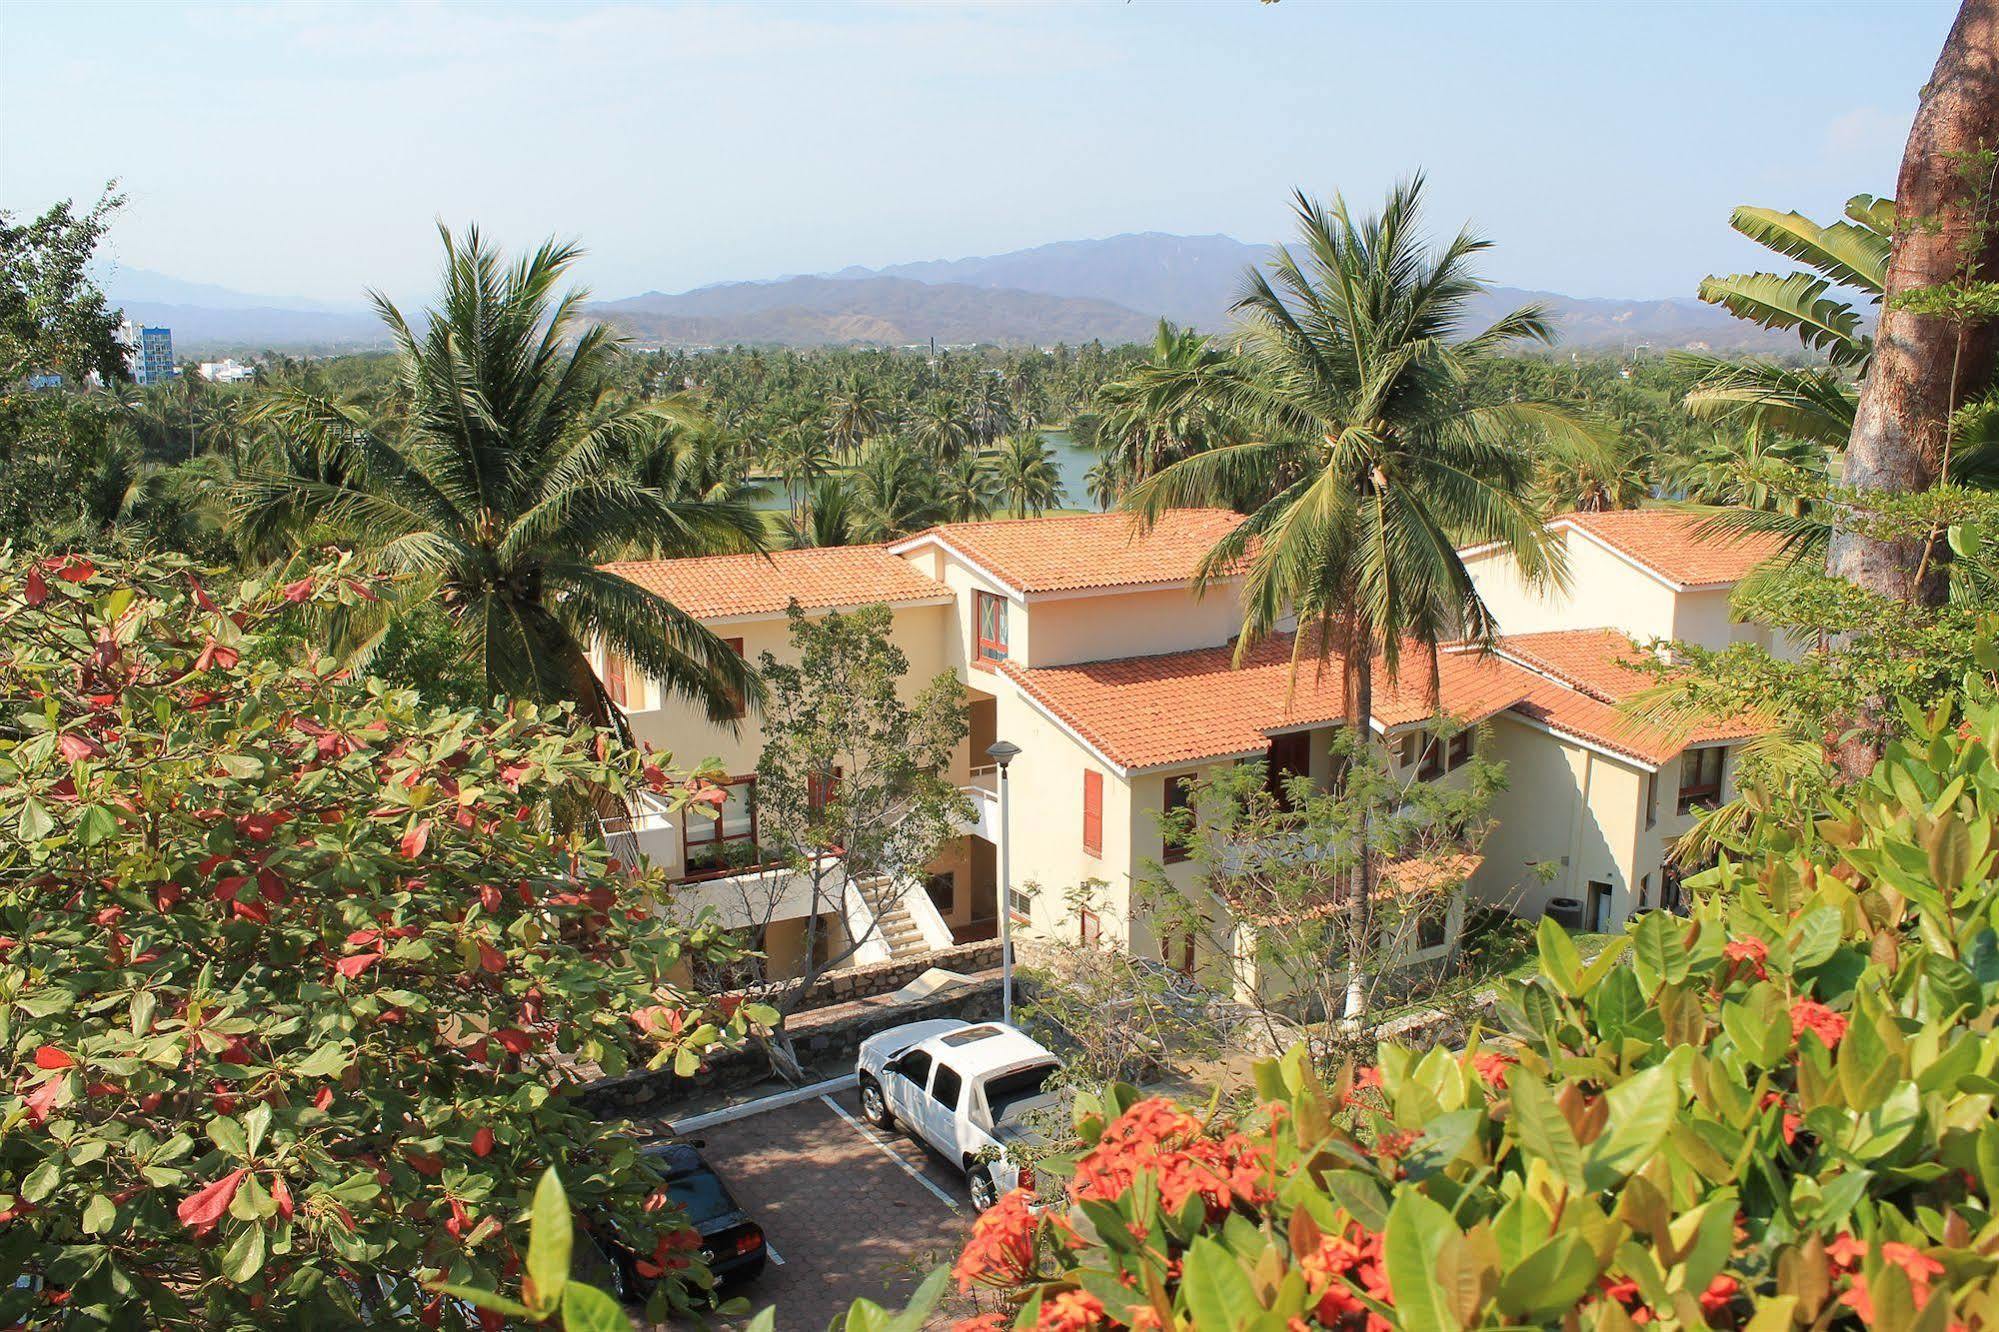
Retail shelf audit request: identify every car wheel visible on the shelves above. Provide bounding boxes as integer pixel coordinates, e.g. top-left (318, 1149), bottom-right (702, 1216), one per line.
top-left (967, 1165), bottom-right (1000, 1212)
top-left (859, 1076), bottom-right (894, 1130)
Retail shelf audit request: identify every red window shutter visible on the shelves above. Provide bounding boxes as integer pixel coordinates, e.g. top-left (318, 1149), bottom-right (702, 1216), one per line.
top-left (1082, 770), bottom-right (1103, 857)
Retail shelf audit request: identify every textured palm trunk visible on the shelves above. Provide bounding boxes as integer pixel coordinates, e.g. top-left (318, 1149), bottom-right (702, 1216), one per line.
top-left (1828, 0), bottom-right (1999, 605)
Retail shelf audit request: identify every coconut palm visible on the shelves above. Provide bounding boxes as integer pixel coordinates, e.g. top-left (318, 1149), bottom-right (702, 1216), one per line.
top-left (1126, 180), bottom-right (1586, 1012)
top-left (767, 416), bottom-right (836, 528)
top-left (846, 437), bottom-right (947, 542)
top-left (909, 394), bottom-right (973, 465)
top-left (236, 225), bottom-right (765, 730)
top-left (939, 451), bottom-right (999, 522)
top-left (993, 430), bottom-right (1064, 519)
top-left (825, 378), bottom-right (889, 458)
top-left (1092, 320), bottom-right (1243, 498)
top-left (784, 476), bottom-right (854, 549)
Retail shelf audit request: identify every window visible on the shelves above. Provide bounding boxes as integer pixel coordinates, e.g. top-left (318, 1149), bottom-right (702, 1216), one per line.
top-left (1638, 873), bottom-right (1652, 911)
top-left (1007, 883), bottom-right (1033, 923)
top-left (602, 650), bottom-right (629, 709)
top-left (807, 766), bottom-right (843, 816)
top-left (1417, 910), bottom-right (1448, 950)
top-left (973, 592), bottom-right (1008, 666)
top-left (682, 776), bottom-right (757, 876)
top-left (1163, 774), bottom-right (1194, 864)
top-left (720, 637), bottom-right (746, 720)
top-left (893, 1048), bottom-right (932, 1089)
top-left (1678, 747), bottom-right (1725, 814)
top-left (1081, 770), bottom-right (1103, 857)
top-left (1163, 933), bottom-right (1195, 975)
top-left (1078, 906), bottom-right (1102, 945)
top-left (1407, 727), bottom-right (1473, 781)
top-left (1586, 880), bottom-right (1613, 932)
top-left (1265, 731), bottom-right (1309, 807)
top-left (1446, 729), bottom-right (1474, 769)
top-left (929, 1063), bottom-right (963, 1111)
top-left (1645, 770), bottom-right (1660, 829)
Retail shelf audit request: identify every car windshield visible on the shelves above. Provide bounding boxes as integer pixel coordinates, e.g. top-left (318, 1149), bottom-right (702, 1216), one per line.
top-left (984, 1061), bottom-right (1059, 1124)
top-left (667, 1170), bottom-right (739, 1229)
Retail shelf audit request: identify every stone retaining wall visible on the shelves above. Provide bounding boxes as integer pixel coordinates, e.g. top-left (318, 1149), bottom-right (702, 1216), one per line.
top-left (789, 940), bottom-right (1005, 1010)
top-left (581, 967), bottom-right (1005, 1116)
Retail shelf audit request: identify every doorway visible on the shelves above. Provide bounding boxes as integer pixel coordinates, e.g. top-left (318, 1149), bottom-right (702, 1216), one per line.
top-left (1585, 880), bottom-right (1613, 933)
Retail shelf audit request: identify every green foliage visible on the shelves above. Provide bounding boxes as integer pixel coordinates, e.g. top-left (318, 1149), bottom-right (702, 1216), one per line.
top-left (911, 677), bottom-right (1999, 1328)
top-left (0, 550), bottom-right (764, 1328)
top-left (234, 225), bottom-right (767, 731)
top-left (0, 187), bottom-right (129, 386)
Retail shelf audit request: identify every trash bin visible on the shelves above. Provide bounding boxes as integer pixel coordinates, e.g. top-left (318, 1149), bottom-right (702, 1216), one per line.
top-left (1544, 897), bottom-right (1584, 930)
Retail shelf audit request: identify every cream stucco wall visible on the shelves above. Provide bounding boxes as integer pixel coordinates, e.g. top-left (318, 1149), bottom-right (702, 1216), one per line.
top-left (1024, 583), bottom-right (1245, 666)
top-left (1465, 528), bottom-right (1683, 643)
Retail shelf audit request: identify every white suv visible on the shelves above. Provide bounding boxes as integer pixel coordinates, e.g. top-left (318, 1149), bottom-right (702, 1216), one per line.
top-left (854, 1019), bottom-right (1061, 1210)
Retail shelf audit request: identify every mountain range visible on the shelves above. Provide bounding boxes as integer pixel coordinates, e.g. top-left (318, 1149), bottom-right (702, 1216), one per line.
top-left (107, 234), bottom-right (1803, 356)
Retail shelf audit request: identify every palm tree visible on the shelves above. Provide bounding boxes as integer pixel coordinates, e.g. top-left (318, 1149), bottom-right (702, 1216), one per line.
top-left (909, 394), bottom-right (973, 465)
top-left (236, 225), bottom-right (765, 730)
top-left (784, 476), bottom-right (853, 549)
top-left (1092, 321), bottom-right (1243, 499)
top-left (767, 416), bottom-right (835, 529)
top-left (846, 437), bottom-right (947, 542)
top-left (1126, 180), bottom-right (1582, 1015)
top-left (939, 451), bottom-right (998, 522)
top-left (992, 430), bottom-right (1064, 519)
top-left (825, 378), bottom-right (888, 458)
top-left (970, 377), bottom-right (1013, 447)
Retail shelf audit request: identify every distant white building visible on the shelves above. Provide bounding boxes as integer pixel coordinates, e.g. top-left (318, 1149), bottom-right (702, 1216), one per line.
top-left (198, 359), bottom-right (256, 384)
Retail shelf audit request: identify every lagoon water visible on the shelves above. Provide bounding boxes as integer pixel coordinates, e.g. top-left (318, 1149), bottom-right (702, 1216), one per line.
top-left (747, 428), bottom-right (1103, 514)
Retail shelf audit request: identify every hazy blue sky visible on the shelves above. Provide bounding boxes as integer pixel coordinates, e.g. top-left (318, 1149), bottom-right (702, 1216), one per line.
top-left (0, 1), bottom-right (1952, 307)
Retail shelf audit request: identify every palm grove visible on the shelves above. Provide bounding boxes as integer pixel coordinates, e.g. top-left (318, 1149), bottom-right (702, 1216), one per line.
top-left (2, 1), bottom-right (1998, 1320)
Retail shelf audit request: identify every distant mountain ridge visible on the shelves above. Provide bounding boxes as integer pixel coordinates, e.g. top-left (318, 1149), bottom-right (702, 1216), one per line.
top-left (103, 236), bottom-right (1806, 355)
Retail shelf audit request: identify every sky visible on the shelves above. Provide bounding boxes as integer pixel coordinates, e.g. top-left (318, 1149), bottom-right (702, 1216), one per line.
top-left (0, 0), bottom-right (1954, 308)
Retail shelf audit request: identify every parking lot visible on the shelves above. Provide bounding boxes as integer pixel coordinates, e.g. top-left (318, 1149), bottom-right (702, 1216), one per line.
top-left (686, 1084), bottom-right (981, 1329)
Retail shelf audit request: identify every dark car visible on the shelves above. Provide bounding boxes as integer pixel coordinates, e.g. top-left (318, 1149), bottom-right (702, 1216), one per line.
top-left (588, 1140), bottom-right (767, 1300)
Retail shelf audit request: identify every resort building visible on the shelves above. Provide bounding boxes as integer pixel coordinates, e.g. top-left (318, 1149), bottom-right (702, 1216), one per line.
top-left (600, 507), bottom-right (1781, 983)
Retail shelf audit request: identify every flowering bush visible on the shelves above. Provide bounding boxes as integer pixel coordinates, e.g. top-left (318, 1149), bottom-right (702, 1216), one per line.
top-left (0, 551), bottom-right (765, 1328)
top-left (924, 686), bottom-right (1999, 1329)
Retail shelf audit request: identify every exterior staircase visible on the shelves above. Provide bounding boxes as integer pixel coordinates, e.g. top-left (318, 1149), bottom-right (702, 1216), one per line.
top-left (854, 874), bottom-right (944, 962)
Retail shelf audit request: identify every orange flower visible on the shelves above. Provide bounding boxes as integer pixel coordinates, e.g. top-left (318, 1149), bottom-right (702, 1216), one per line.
top-left (1790, 998), bottom-right (1847, 1049)
top-left (1471, 1051), bottom-right (1515, 1088)
top-left (1032, 1289), bottom-right (1106, 1332)
top-left (953, 1188), bottom-right (1040, 1292)
top-left (1721, 937), bottom-right (1768, 981)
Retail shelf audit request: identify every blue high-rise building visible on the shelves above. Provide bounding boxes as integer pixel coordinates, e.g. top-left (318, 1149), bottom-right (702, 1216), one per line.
top-left (122, 322), bottom-right (176, 385)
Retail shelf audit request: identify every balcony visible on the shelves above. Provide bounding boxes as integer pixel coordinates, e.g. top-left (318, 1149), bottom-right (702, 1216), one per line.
top-left (958, 764), bottom-right (1001, 842)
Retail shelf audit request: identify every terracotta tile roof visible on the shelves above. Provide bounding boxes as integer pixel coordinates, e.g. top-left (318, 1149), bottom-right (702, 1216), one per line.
top-left (1004, 633), bottom-right (1537, 772)
top-left (602, 546), bottom-right (951, 621)
top-left (890, 508), bottom-right (1247, 594)
top-left (1495, 630), bottom-right (1763, 764)
top-left (1554, 508), bottom-right (1785, 588)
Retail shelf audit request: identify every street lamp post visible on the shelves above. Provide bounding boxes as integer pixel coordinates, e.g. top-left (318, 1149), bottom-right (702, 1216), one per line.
top-left (986, 740), bottom-right (1021, 1025)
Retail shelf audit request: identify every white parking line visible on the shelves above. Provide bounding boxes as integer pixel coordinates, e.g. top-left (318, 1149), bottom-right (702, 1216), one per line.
top-left (817, 1095), bottom-right (963, 1214)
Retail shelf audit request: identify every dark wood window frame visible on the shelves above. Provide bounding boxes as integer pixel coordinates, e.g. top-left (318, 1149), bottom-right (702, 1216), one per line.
top-left (1162, 773), bottom-right (1194, 864)
top-left (720, 636), bottom-right (746, 720)
top-left (1678, 746), bottom-right (1725, 814)
top-left (973, 591), bottom-right (1009, 667)
top-left (681, 774), bottom-right (758, 879)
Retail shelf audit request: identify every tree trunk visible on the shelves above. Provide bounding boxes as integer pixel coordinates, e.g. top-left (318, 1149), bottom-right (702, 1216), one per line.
top-left (1342, 639), bottom-right (1374, 1023)
top-left (1828, 0), bottom-right (1999, 603)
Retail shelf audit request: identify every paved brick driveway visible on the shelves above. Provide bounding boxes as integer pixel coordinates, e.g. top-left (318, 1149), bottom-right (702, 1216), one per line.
top-left (686, 1087), bottom-right (982, 1330)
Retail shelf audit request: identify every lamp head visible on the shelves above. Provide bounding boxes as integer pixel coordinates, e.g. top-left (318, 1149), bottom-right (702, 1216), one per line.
top-left (985, 740), bottom-right (1021, 770)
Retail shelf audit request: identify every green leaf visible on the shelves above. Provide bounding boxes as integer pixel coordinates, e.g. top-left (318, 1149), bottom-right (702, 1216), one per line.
top-left (1384, 1190), bottom-right (1463, 1332)
top-left (76, 804), bottom-right (118, 846)
top-left (292, 1043), bottom-right (350, 1079)
top-left (1536, 915), bottom-right (1582, 995)
top-left (244, 1103), bottom-right (271, 1159)
top-left (81, 1194), bottom-right (115, 1235)
top-left (207, 1116), bottom-right (248, 1159)
top-left (1496, 1232), bottom-right (1597, 1319)
top-left (222, 1222), bottom-right (266, 1283)
top-left (427, 1282), bottom-right (533, 1319)
top-left (22, 1156), bottom-right (62, 1203)
top-left (559, 1283), bottom-right (629, 1332)
top-left (1182, 1236), bottom-right (1259, 1332)
top-left (1507, 1070), bottom-right (1583, 1190)
top-left (1586, 1064), bottom-right (1677, 1187)
top-left (18, 798), bottom-right (53, 842)
top-left (1631, 911), bottom-right (1689, 995)
top-left (673, 1045), bottom-right (700, 1078)
top-left (524, 1168), bottom-right (571, 1314)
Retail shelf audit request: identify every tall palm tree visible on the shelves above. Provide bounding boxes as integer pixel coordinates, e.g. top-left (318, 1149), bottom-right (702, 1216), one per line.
top-left (767, 416), bottom-right (835, 529)
top-left (846, 437), bottom-right (947, 542)
top-left (939, 451), bottom-right (998, 522)
top-left (1127, 180), bottom-right (1582, 1013)
top-left (993, 430), bottom-right (1063, 519)
top-left (784, 476), bottom-right (853, 549)
top-left (236, 225), bottom-right (765, 730)
top-left (909, 394), bottom-right (973, 465)
top-left (825, 378), bottom-right (888, 458)
top-left (1092, 320), bottom-right (1243, 499)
